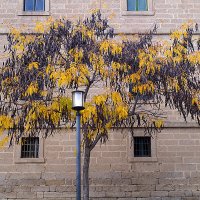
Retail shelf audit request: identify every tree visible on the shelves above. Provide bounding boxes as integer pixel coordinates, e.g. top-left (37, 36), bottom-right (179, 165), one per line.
top-left (0, 11), bottom-right (199, 199)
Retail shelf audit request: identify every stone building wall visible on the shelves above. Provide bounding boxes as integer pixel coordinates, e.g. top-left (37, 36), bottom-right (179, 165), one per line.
top-left (0, 0), bottom-right (200, 33)
top-left (1, 127), bottom-right (200, 200)
top-left (0, 0), bottom-right (200, 199)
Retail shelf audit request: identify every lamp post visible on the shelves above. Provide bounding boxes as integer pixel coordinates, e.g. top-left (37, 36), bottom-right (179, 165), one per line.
top-left (72, 90), bottom-right (85, 200)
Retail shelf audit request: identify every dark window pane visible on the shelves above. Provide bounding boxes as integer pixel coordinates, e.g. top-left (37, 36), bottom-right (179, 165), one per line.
top-left (35, 0), bottom-right (45, 11)
top-left (134, 137), bottom-right (151, 157)
top-left (138, 0), bottom-right (148, 11)
top-left (24, 0), bottom-right (34, 11)
top-left (21, 137), bottom-right (39, 158)
top-left (127, 0), bottom-right (137, 11)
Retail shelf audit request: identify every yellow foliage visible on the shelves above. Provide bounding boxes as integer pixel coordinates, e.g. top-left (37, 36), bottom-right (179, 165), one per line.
top-left (28, 62), bottom-right (39, 70)
top-left (13, 43), bottom-right (25, 52)
top-left (129, 73), bottom-right (141, 83)
top-left (111, 62), bottom-right (121, 70)
top-left (132, 81), bottom-right (155, 94)
top-left (100, 40), bottom-right (110, 53)
top-left (105, 122), bottom-right (112, 129)
top-left (24, 97), bottom-right (72, 132)
top-left (69, 48), bottom-right (83, 63)
top-left (170, 30), bottom-right (182, 40)
top-left (154, 119), bottom-right (164, 128)
top-left (138, 48), bottom-right (159, 75)
top-left (93, 95), bottom-right (107, 106)
top-left (25, 82), bottom-right (38, 96)
top-left (58, 72), bottom-right (69, 87)
top-left (79, 64), bottom-right (89, 75)
top-left (167, 78), bottom-right (182, 92)
top-left (192, 97), bottom-right (198, 105)
top-left (110, 42), bottom-right (122, 55)
top-left (0, 115), bottom-right (14, 129)
top-left (164, 49), bottom-right (173, 58)
top-left (35, 22), bottom-right (45, 33)
top-left (45, 64), bottom-right (53, 74)
top-left (10, 28), bottom-right (21, 40)
top-left (50, 71), bottom-right (60, 81)
top-left (111, 92), bottom-right (122, 105)
top-left (82, 105), bottom-right (97, 124)
top-left (116, 105), bottom-right (128, 120)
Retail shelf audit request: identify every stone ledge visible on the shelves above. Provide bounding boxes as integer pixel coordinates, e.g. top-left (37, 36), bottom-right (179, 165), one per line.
top-left (14, 158), bottom-right (45, 164)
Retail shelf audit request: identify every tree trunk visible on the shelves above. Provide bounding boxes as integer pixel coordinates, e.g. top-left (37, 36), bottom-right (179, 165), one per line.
top-left (83, 144), bottom-right (90, 200)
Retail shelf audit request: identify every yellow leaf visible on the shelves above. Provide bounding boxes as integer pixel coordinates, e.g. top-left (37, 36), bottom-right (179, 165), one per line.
top-left (111, 92), bottom-right (122, 105)
top-left (154, 119), bottom-right (164, 128)
top-left (25, 82), bottom-right (38, 96)
top-left (35, 22), bottom-right (45, 33)
top-left (28, 62), bottom-right (39, 70)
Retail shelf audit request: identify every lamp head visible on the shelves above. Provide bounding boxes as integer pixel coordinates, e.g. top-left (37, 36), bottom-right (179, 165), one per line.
top-left (72, 90), bottom-right (85, 111)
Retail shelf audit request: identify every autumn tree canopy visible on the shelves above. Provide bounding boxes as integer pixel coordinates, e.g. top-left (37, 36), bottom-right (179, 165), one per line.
top-left (0, 12), bottom-right (199, 147)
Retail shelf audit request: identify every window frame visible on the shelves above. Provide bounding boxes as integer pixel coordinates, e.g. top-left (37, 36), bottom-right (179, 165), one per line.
top-left (14, 136), bottom-right (45, 163)
top-left (127, 129), bottom-right (157, 162)
top-left (21, 137), bottom-right (39, 158)
top-left (127, 0), bottom-right (148, 11)
top-left (24, 0), bottom-right (45, 12)
top-left (121, 0), bottom-right (155, 16)
top-left (134, 136), bottom-right (151, 157)
top-left (18, 0), bottom-right (50, 16)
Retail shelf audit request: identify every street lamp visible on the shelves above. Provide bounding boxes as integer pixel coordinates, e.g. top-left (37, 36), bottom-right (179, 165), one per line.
top-left (72, 90), bottom-right (85, 200)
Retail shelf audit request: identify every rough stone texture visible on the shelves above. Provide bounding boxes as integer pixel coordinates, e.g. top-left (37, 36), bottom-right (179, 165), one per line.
top-left (0, 128), bottom-right (200, 199)
top-left (0, 0), bottom-right (200, 199)
top-left (0, 0), bottom-right (199, 33)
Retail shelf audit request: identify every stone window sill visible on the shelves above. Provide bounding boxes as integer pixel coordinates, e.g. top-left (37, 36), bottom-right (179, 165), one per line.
top-left (121, 10), bottom-right (155, 16)
top-left (15, 158), bottom-right (45, 164)
top-left (128, 157), bottom-right (158, 162)
top-left (18, 11), bottom-right (50, 16)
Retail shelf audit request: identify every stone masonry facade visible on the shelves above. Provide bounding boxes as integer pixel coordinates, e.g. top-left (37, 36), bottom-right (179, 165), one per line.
top-left (0, 0), bottom-right (200, 199)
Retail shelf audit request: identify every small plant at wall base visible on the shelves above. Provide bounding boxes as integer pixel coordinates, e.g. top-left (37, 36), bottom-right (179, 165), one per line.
top-left (0, 11), bottom-right (199, 200)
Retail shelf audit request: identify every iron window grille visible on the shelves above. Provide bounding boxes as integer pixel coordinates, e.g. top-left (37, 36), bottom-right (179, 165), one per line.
top-left (127, 0), bottom-right (148, 11)
top-left (24, 0), bottom-right (45, 11)
top-left (134, 136), bottom-right (151, 157)
top-left (21, 137), bottom-right (39, 158)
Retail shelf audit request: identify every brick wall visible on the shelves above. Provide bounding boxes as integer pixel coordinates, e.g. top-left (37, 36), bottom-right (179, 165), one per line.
top-left (0, 127), bottom-right (200, 199)
top-left (0, 0), bottom-right (200, 199)
top-left (0, 0), bottom-right (200, 33)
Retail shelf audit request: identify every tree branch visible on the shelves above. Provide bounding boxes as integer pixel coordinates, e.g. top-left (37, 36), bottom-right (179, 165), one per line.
top-left (89, 133), bottom-right (102, 151)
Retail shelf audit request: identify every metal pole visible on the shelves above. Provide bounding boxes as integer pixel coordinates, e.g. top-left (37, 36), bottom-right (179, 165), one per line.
top-left (76, 111), bottom-right (81, 200)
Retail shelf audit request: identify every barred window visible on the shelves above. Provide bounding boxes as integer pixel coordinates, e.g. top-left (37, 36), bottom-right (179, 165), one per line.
top-left (21, 137), bottom-right (39, 158)
top-left (24, 0), bottom-right (45, 11)
top-left (134, 137), bottom-right (151, 157)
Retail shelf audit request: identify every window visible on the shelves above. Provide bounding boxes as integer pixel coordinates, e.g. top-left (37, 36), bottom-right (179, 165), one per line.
top-left (127, 129), bottom-right (157, 162)
top-left (21, 137), bottom-right (39, 158)
top-left (134, 137), bottom-right (151, 157)
top-left (127, 0), bottom-right (148, 11)
top-left (121, 0), bottom-right (154, 16)
top-left (18, 0), bottom-right (50, 16)
top-left (14, 136), bottom-right (44, 163)
top-left (24, 0), bottom-right (45, 11)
